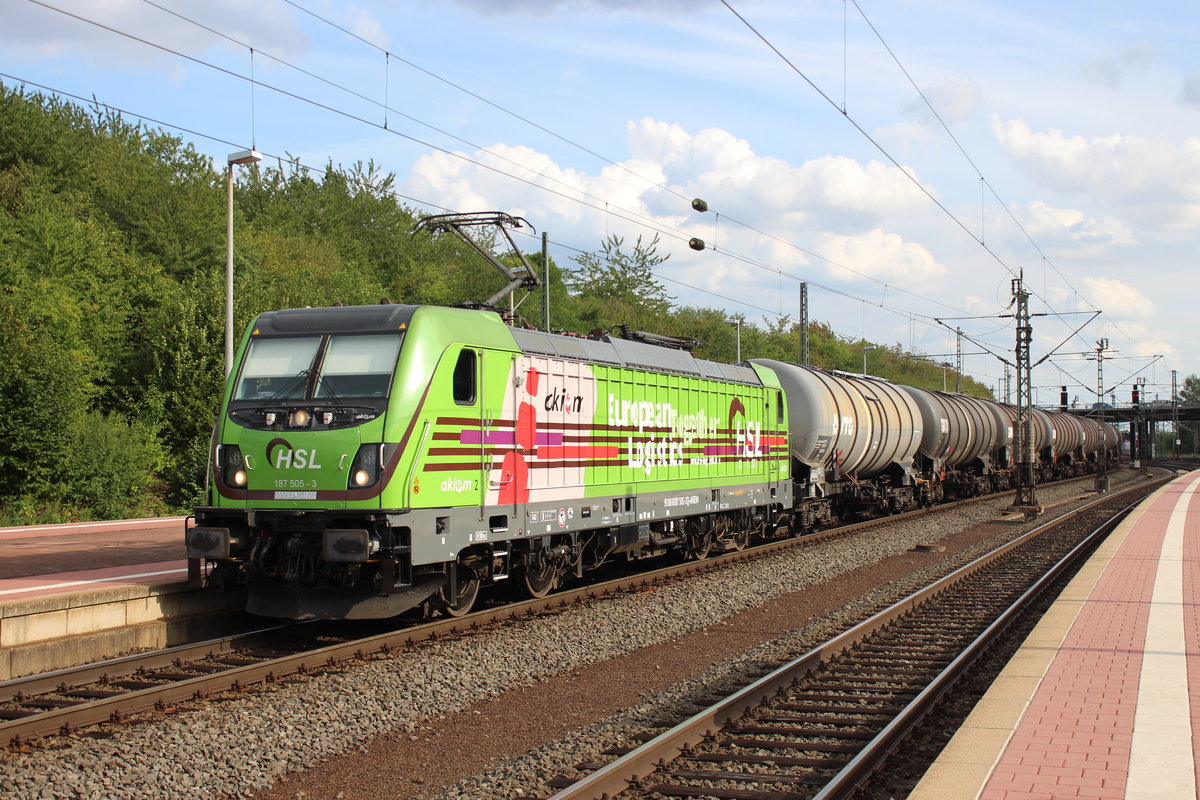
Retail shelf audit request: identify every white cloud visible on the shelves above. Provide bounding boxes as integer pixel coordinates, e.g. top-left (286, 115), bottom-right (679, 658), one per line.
top-left (1022, 201), bottom-right (1135, 247)
top-left (1097, 321), bottom-right (1174, 361)
top-left (403, 118), bottom-right (947, 299)
top-left (1080, 277), bottom-right (1154, 319)
top-left (992, 116), bottom-right (1200, 230)
top-left (619, 119), bottom-right (933, 226)
top-left (343, 7), bottom-right (390, 50)
top-left (814, 229), bottom-right (945, 288)
top-left (1179, 73), bottom-right (1200, 109)
top-left (902, 76), bottom-right (981, 125)
top-left (406, 117), bottom-right (935, 233)
top-left (1082, 42), bottom-right (1157, 88)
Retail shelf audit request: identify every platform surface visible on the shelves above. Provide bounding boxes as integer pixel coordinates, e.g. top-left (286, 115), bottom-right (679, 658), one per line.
top-left (0, 517), bottom-right (187, 603)
top-left (910, 470), bottom-right (1200, 800)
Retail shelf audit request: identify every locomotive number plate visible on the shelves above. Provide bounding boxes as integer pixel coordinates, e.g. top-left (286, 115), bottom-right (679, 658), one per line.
top-left (274, 491), bottom-right (317, 500)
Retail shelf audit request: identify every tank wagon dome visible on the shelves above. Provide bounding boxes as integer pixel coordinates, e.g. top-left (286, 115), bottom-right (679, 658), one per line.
top-left (751, 360), bottom-right (922, 479)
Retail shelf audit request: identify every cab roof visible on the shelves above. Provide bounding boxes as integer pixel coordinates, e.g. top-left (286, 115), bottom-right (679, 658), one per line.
top-left (252, 304), bottom-right (418, 335)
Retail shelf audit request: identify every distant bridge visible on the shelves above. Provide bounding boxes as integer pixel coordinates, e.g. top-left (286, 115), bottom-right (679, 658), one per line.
top-left (1063, 403), bottom-right (1200, 461)
top-left (1064, 404), bottom-right (1200, 425)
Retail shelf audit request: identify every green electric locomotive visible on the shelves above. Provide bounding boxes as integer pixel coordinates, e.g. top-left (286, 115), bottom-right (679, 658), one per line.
top-left (187, 302), bottom-right (792, 619)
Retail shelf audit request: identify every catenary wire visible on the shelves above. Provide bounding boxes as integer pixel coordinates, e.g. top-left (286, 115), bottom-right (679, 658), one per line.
top-left (278, 0), bottom-right (977, 320)
top-left (17, 2), bottom-right (1147, 391)
top-left (26, 0), bottom-right (977, 345)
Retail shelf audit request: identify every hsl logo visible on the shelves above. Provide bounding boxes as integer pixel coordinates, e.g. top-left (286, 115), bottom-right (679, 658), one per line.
top-left (266, 438), bottom-right (323, 470)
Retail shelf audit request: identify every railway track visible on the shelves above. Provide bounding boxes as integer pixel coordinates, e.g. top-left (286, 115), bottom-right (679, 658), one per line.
top-left (537, 476), bottom-right (1166, 800)
top-left (0, 472), bottom-right (1148, 749)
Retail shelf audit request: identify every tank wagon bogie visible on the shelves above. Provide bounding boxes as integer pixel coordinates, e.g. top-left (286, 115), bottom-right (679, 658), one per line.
top-left (188, 301), bottom-right (1119, 621)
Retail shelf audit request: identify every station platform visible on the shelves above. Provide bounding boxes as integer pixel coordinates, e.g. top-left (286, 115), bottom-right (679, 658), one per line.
top-left (0, 516), bottom-right (186, 589)
top-left (910, 470), bottom-right (1200, 800)
top-left (0, 517), bottom-right (245, 680)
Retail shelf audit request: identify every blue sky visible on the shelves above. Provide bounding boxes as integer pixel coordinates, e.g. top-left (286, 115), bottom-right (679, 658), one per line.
top-left (4, 0), bottom-right (1200, 403)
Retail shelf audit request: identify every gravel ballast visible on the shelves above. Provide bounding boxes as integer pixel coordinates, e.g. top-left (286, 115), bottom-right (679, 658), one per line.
top-left (0, 473), bottom-right (1150, 800)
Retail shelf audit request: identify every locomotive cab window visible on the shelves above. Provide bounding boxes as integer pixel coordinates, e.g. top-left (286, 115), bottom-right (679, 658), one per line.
top-left (453, 348), bottom-right (477, 405)
top-left (315, 334), bottom-right (402, 398)
top-left (234, 333), bottom-right (402, 401)
top-left (235, 336), bottom-right (321, 400)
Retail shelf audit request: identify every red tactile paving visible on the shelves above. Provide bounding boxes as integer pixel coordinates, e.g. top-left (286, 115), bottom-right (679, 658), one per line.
top-left (979, 477), bottom-right (1199, 800)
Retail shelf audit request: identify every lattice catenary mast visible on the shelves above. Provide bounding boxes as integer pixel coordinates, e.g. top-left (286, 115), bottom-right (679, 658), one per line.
top-left (1012, 272), bottom-right (1039, 512)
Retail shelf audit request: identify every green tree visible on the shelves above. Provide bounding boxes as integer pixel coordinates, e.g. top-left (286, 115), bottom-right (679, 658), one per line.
top-left (565, 233), bottom-right (673, 331)
top-left (1177, 374), bottom-right (1200, 455)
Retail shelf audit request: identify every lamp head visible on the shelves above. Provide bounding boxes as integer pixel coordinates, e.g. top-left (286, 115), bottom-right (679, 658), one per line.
top-left (228, 149), bottom-right (263, 166)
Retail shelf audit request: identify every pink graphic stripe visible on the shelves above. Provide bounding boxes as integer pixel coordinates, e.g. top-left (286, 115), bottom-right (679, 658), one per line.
top-left (537, 445), bottom-right (619, 460)
top-left (458, 430), bottom-right (564, 446)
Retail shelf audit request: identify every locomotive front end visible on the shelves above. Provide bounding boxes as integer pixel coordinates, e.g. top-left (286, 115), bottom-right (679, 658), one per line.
top-left (189, 303), bottom-right (431, 619)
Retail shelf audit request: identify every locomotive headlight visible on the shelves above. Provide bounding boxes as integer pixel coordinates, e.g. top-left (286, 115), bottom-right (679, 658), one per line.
top-left (290, 409), bottom-right (311, 428)
top-left (221, 445), bottom-right (247, 489)
top-left (348, 444), bottom-right (384, 489)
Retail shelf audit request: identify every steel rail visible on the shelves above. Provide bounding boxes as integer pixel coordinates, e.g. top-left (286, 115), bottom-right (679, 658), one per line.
top-left (0, 471), bottom-right (1138, 747)
top-left (811, 492), bottom-right (1149, 800)
top-left (0, 622), bottom-right (321, 705)
top-left (543, 475), bottom-right (1168, 800)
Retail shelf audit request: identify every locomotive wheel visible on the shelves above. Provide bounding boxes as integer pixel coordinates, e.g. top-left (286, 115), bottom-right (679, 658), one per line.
top-left (726, 528), bottom-right (750, 552)
top-left (519, 557), bottom-right (559, 599)
top-left (685, 531), bottom-right (714, 561)
top-left (437, 570), bottom-right (480, 617)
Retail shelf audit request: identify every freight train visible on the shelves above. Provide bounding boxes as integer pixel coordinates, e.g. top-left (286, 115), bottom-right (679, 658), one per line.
top-left (186, 302), bottom-right (1118, 620)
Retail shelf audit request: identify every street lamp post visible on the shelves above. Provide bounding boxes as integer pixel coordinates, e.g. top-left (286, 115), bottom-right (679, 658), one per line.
top-left (724, 318), bottom-right (742, 363)
top-left (226, 148), bottom-right (263, 378)
top-left (862, 344), bottom-right (876, 376)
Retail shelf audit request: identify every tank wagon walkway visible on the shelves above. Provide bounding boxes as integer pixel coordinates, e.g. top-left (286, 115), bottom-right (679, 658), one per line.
top-left (911, 470), bottom-right (1200, 800)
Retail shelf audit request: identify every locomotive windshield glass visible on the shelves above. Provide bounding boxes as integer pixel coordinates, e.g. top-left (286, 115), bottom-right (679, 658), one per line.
top-left (234, 336), bottom-right (321, 400)
top-left (315, 334), bottom-right (402, 398)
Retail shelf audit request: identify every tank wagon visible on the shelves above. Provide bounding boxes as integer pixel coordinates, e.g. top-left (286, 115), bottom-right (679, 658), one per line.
top-left (188, 302), bottom-right (1118, 620)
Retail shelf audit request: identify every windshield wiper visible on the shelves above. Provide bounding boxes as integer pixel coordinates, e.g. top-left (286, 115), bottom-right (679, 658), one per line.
top-left (267, 369), bottom-right (309, 402)
top-left (315, 374), bottom-right (345, 409)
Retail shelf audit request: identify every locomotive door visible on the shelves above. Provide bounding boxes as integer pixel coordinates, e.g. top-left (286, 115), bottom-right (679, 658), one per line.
top-left (768, 389), bottom-right (783, 492)
top-left (425, 346), bottom-right (486, 513)
top-left (491, 352), bottom-right (530, 524)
